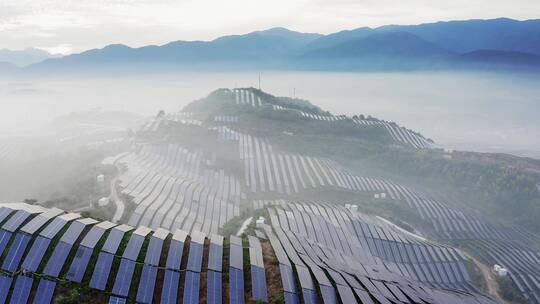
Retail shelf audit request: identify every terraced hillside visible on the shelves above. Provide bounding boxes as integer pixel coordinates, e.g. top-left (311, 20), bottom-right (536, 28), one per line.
top-left (0, 202), bottom-right (499, 304)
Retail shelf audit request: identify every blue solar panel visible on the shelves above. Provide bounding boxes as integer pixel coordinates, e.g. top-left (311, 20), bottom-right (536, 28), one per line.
top-left (21, 236), bottom-right (51, 272)
top-left (33, 279), bottom-right (57, 304)
top-left (0, 230), bottom-right (13, 255)
top-left (2, 232), bottom-right (31, 272)
top-left (66, 245), bottom-right (94, 282)
top-left (80, 223), bottom-right (114, 249)
top-left (336, 285), bottom-right (357, 304)
top-left (186, 242), bottom-right (203, 272)
top-left (10, 275), bottom-right (33, 304)
top-left (102, 227), bottom-right (129, 254)
top-left (109, 296), bottom-right (127, 304)
top-left (229, 267), bottom-right (245, 304)
top-left (207, 270), bottom-right (222, 304)
top-left (122, 234), bottom-right (145, 261)
top-left (284, 292), bottom-right (300, 304)
top-left (183, 271), bottom-right (200, 304)
top-left (144, 237), bottom-right (164, 266)
top-left (229, 244), bottom-right (243, 270)
top-left (160, 270), bottom-right (180, 304)
top-left (39, 217), bottom-right (68, 239)
top-left (320, 285), bottom-right (338, 304)
top-left (250, 266), bottom-right (268, 302)
top-left (0, 276), bottom-right (12, 303)
top-left (112, 258), bottom-right (136, 297)
top-left (59, 221), bottom-right (86, 245)
top-left (43, 241), bottom-right (72, 277)
top-left (136, 265), bottom-right (158, 304)
top-left (279, 264), bottom-right (297, 293)
top-left (90, 252), bottom-right (114, 290)
top-left (165, 239), bottom-right (185, 270)
top-left (302, 289), bottom-right (320, 304)
top-left (2, 211), bottom-right (31, 232)
top-left (0, 207), bottom-right (13, 223)
top-left (207, 243), bottom-right (223, 272)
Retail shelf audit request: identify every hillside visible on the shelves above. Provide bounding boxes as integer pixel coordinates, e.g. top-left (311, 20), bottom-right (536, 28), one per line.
top-left (1, 88), bottom-right (539, 303)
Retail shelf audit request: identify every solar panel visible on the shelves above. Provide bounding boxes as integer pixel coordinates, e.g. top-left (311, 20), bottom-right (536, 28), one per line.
top-left (248, 236), bottom-right (264, 268)
top-left (336, 285), bottom-right (358, 304)
top-left (43, 241), bottom-right (72, 277)
top-left (136, 265), bottom-right (158, 304)
top-left (186, 242), bottom-right (204, 272)
top-left (207, 270), bottom-right (222, 304)
top-left (160, 270), bottom-right (180, 304)
top-left (0, 230), bottom-right (12, 256)
top-left (10, 275), bottom-right (33, 304)
top-left (90, 252), bottom-right (114, 290)
top-left (207, 243), bottom-right (223, 272)
top-left (112, 258), bottom-right (137, 296)
top-left (183, 271), bottom-right (201, 304)
top-left (353, 288), bottom-right (375, 304)
top-left (251, 266), bottom-right (268, 302)
top-left (280, 264), bottom-right (297, 293)
top-left (166, 237), bottom-right (185, 270)
top-left (320, 285), bottom-right (339, 304)
top-left (302, 289), bottom-right (319, 304)
top-left (0, 207), bottom-right (13, 223)
top-left (0, 276), bottom-right (12, 304)
top-left (1, 232), bottom-right (31, 272)
top-left (39, 215), bottom-right (77, 239)
top-left (144, 234), bottom-right (165, 266)
top-left (79, 221), bottom-right (116, 248)
top-left (296, 265), bottom-right (315, 290)
top-left (66, 245), bottom-right (94, 282)
top-left (284, 292), bottom-right (300, 304)
top-left (33, 279), bottom-right (56, 304)
top-left (102, 225), bottom-right (133, 254)
top-left (229, 243), bottom-right (243, 270)
top-left (109, 296), bottom-right (127, 304)
top-left (21, 236), bottom-right (51, 271)
top-left (59, 220), bottom-right (88, 245)
top-left (20, 208), bottom-right (64, 235)
top-left (2, 210), bottom-right (31, 232)
top-left (229, 267), bottom-right (245, 304)
top-left (122, 233), bottom-right (146, 261)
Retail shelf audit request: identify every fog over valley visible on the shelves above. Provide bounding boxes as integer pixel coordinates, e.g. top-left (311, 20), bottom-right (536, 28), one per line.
top-left (2, 71), bottom-right (539, 158)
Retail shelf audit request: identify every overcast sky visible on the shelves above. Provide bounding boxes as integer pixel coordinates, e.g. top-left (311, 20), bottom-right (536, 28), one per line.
top-left (1, 0), bottom-right (539, 55)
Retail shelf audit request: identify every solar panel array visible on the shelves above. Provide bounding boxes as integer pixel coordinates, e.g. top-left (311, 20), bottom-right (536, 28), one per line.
top-left (0, 202), bottom-right (502, 304)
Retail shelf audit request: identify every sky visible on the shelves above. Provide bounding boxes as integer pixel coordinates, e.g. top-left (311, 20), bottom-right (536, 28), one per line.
top-left (1, 0), bottom-right (539, 55)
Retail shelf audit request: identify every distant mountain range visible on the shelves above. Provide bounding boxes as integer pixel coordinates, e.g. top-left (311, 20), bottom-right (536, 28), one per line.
top-left (4, 18), bottom-right (540, 73)
top-left (0, 48), bottom-right (57, 67)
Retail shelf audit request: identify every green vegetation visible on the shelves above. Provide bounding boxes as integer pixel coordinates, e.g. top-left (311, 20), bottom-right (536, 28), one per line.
top-left (497, 276), bottom-right (531, 303)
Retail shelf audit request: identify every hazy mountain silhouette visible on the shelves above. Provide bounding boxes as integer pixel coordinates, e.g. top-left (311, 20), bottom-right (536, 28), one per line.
top-left (24, 18), bottom-right (540, 72)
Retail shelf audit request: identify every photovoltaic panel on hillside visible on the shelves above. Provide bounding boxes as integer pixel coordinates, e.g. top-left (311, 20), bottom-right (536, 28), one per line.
top-left (101, 224), bottom-right (133, 254)
top-left (207, 270), bottom-right (222, 304)
top-left (122, 226), bottom-right (151, 261)
top-left (60, 218), bottom-right (97, 245)
top-left (187, 231), bottom-right (205, 272)
top-left (112, 258), bottom-right (137, 296)
top-left (1, 233), bottom-right (32, 272)
top-left (39, 213), bottom-right (79, 239)
top-left (183, 271), bottom-right (201, 304)
top-left (33, 279), bottom-right (56, 304)
top-left (161, 270), bottom-right (180, 304)
top-left (229, 267), bottom-right (245, 304)
top-left (90, 252), bottom-right (115, 290)
top-left (79, 221), bottom-right (116, 248)
top-left (19, 208), bottom-right (64, 235)
top-left (0, 207), bottom-right (13, 224)
top-left (0, 275), bottom-right (11, 303)
top-left (2, 210), bottom-right (32, 232)
top-left (21, 236), bottom-right (50, 271)
top-left (43, 241), bottom-right (72, 276)
top-left (144, 228), bottom-right (168, 266)
top-left (229, 235), bottom-right (243, 270)
top-left (10, 275), bottom-right (33, 304)
top-left (66, 245), bottom-right (94, 282)
top-left (136, 265), bottom-right (158, 304)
